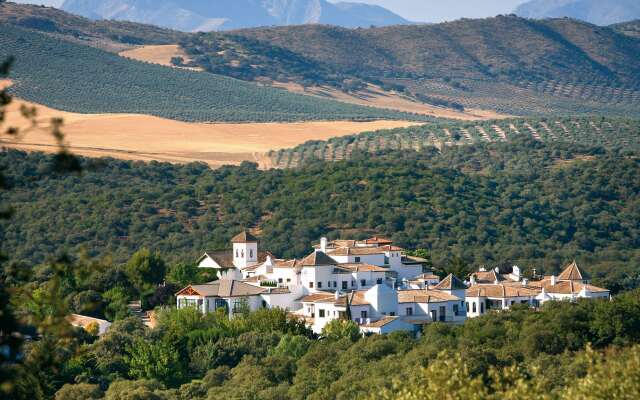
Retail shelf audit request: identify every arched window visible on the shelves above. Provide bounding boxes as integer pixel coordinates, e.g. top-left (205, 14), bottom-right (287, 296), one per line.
top-left (241, 249), bottom-right (244, 257)
top-left (235, 249), bottom-right (239, 257)
top-left (472, 303), bottom-right (477, 313)
top-left (250, 249), bottom-right (253, 258)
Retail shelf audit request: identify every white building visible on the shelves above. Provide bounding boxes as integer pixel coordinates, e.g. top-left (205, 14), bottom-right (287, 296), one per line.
top-left (466, 261), bottom-right (610, 318)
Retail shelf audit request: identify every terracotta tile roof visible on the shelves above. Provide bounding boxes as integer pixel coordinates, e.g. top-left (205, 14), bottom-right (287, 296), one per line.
top-left (466, 284), bottom-right (540, 298)
top-left (416, 273), bottom-right (440, 280)
top-left (301, 251), bottom-right (338, 266)
top-left (242, 275), bottom-right (268, 282)
top-left (333, 263), bottom-right (388, 273)
top-left (300, 290), bottom-right (370, 306)
top-left (557, 260), bottom-right (585, 281)
top-left (527, 280), bottom-right (608, 294)
top-left (433, 274), bottom-right (467, 290)
top-left (327, 247), bottom-right (386, 256)
top-left (364, 236), bottom-right (394, 245)
top-left (471, 270), bottom-right (503, 283)
top-left (398, 289), bottom-right (460, 303)
top-left (231, 230), bottom-right (259, 243)
top-left (273, 259), bottom-right (301, 268)
top-left (361, 316), bottom-right (398, 328)
top-left (176, 281), bottom-right (266, 298)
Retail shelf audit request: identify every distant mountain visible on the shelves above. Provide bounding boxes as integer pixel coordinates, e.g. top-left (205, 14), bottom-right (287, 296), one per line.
top-left (57, 0), bottom-right (408, 31)
top-left (515, 0), bottom-right (640, 25)
top-left (611, 20), bottom-right (640, 39)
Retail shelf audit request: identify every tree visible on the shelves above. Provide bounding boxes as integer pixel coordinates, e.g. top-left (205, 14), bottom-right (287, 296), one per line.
top-left (124, 338), bottom-right (185, 386)
top-left (124, 249), bottom-right (166, 294)
top-left (54, 383), bottom-right (103, 400)
top-left (322, 319), bottom-right (360, 342)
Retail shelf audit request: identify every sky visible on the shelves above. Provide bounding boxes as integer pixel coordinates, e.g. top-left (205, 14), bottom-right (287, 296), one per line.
top-left (329, 0), bottom-right (531, 23)
top-left (18, 0), bottom-right (532, 23)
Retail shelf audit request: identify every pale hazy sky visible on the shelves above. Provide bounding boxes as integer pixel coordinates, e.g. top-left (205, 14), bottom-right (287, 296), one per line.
top-left (328, 0), bottom-right (530, 22)
top-left (17, 0), bottom-right (532, 23)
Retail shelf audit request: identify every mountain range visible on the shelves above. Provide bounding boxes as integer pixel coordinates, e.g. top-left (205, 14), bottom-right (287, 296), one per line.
top-left (515, 0), bottom-right (640, 26)
top-left (56, 0), bottom-right (408, 31)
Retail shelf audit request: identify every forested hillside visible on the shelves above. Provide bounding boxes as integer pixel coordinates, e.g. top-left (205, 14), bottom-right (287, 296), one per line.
top-left (0, 25), bottom-right (427, 123)
top-left (269, 117), bottom-right (640, 168)
top-left (2, 138), bottom-right (639, 293)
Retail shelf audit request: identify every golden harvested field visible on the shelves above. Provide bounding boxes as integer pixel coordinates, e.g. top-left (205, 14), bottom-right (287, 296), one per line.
top-left (119, 45), bottom-right (203, 71)
top-left (1, 96), bottom-right (421, 168)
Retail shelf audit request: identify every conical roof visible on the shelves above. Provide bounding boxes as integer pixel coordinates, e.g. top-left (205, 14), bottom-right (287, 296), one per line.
top-left (433, 274), bottom-right (467, 290)
top-left (558, 260), bottom-right (584, 281)
top-left (301, 251), bottom-right (338, 266)
top-left (231, 230), bottom-right (259, 243)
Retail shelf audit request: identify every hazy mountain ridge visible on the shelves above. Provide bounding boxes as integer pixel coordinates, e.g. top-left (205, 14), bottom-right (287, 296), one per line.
top-left (58, 0), bottom-right (408, 31)
top-left (515, 0), bottom-right (640, 25)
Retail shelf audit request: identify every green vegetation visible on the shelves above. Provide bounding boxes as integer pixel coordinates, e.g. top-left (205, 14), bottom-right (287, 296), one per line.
top-left (0, 25), bottom-right (429, 123)
top-left (270, 116), bottom-right (640, 167)
top-left (2, 135), bottom-right (639, 292)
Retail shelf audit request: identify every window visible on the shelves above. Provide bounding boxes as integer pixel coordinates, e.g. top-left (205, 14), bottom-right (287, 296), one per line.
top-left (327, 282), bottom-right (331, 288)
top-left (261, 300), bottom-right (267, 308)
top-left (406, 307), bottom-right (413, 316)
top-left (453, 304), bottom-right (459, 316)
top-left (466, 302), bottom-right (469, 310)
top-left (241, 249), bottom-right (244, 257)
top-left (390, 312), bottom-right (395, 316)
top-left (235, 249), bottom-right (239, 257)
top-left (342, 281), bottom-right (348, 290)
top-left (351, 281), bottom-right (355, 287)
top-left (480, 303), bottom-right (484, 314)
top-left (472, 302), bottom-right (477, 313)
top-left (355, 256), bottom-right (361, 262)
top-left (361, 279), bottom-right (366, 286)
top-left (287, 278), bottom-right (291, 283)
top-left (309, 282), bottom-right (314, 288)
top-left (250, 249), bottom-right (253, 258)
top-left (361, 310), bottom-right (368, 319)
top-left (376, 278), bottom-right (383, 285)
top-left (317, 282), bottom-right (322, 289)
top-left (278, 278), bottom-right (283, 283)
top-left (319, 309), bottom-right (325, 318)
top-left (333, 281), bottom-right (337, 288)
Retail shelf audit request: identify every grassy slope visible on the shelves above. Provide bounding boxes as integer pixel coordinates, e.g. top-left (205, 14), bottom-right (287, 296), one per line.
top-left (0, 25), bottom-right (430, 123)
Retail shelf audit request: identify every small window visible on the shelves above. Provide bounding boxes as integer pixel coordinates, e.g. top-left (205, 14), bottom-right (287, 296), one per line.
top-left (472, 303), bottom-right (477, 313)
top-left (333, 281), bottom-right (337, 288)
top-left (390, 312), bottom-right (395, 316)
top-left (318, 282), bottom-right (322, 289)
top-left (241, 249), bottom-right (244, 257)
top-left (309, 282), bottom-right (314, 288)
top-left (235, 249), bottom-right (239, 257)
top-left (250, 249), bottom-right (253, 258)
top-left (406, 307), bottom-right (413, 316)
top-left (278, 278), bottom-right (283, 283)
top-left (361, 310), bottom-right (368, 319)
top-left (327, 282), bottom-right (331, 288)
top-left (319, 309), bottom-right (325, 318)
top-left (355, 257), bottom-right (361, 262)
top-left (287, 278), bottom-right (291, 283)
top-left (376, 278), bottom-right (383, 285)
top-left (480, 303), bottom-right (484, 314)
top-left (262, 300), bottom-right (267, 308)
top-left (351, 281), bottom-right (355, 287)
top-left (342, 281), bottom-right (348, 290)
top-left (360, 279), bottom-right (366, 287)
top-left (466, 302), bottom-right (469, 310)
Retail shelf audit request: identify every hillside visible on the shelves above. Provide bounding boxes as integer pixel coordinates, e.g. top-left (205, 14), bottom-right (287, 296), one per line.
top-left (0, 2), bottom-right (184, 51)
top-left (227, 16), bottom-right (640, 115)
top-left (2, 137), bottom-right (638, 280)
top-left (612, 20), bottom-right (640, 39)
top-left (58, 0), bottom-right (408, 31)
top-left (268, 117), bottom-right (640, 168)
top-left (516, 0), bottom-right (640, 26)
top-left (0, 24), bottom-right (429, 123)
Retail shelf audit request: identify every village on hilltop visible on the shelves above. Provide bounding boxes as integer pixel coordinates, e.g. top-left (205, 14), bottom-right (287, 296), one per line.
top-left (175, 230), bottom-right (611, 335)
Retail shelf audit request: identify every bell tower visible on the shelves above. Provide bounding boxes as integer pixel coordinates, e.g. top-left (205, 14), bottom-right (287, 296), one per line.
top-left (231, 230), bottom-right (259, 269)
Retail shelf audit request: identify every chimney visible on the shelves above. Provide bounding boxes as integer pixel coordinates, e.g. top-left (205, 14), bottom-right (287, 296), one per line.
top-left (470, 274), bottom-right (477, 286)
top-left (320, 237), bottom-right (328, 253)
top-left (335, 290), bottom-right (341, 300)
top-left (551, 275), bottom-right (557, 286)
top-left (522, 278), bottom-right (529, 286)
